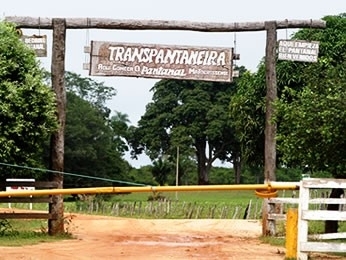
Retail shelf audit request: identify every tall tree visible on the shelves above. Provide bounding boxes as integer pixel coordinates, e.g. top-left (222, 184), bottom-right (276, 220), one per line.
top-left (0, 22), bottom-right (57, 177)
top-left (230, 14), bottom-right (346, 180)
top-left (129, 78), bottom-right (241, 184)
top-left (275, 14), bottom-right (346, 177)
top-left (275, 14), bottom-right (346, 234)
top-left (229, 66), bottom-right (266, 169)
top-left (43, 72), bottom-right (131, 187)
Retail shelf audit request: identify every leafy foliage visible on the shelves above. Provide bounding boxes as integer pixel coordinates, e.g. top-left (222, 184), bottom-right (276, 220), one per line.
top-left (230, 14), bottom-right (346, 178)
top-left (61, 73), bottom-right (131, 187)
top-left (229, 66), bottom-right (266, 167)
top-left (129, 78), bottom-right (241, 184)
top-left (275, 14), bottom-right (346, 177)
top-left (0, 22), bottom-right (57, 177)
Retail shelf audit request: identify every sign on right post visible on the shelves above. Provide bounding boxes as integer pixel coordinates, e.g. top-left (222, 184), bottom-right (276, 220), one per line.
top-left (278, 40), bottom-right (319, 63)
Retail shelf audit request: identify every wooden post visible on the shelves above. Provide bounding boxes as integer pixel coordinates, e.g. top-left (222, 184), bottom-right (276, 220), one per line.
top-left (49, 18), bottom-right (66, 235)
top-left (262, 21), bottom-right (278, 236)
top-left (264, 21), bottom-right (277, 183)
top-left (286, 208), bottom-right (298, 259)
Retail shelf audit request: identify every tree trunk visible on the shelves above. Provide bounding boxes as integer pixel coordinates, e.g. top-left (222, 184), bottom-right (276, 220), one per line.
top-left (325, 188), bottom-right (344, 234)
top-left (196, 140), bottom-right (209, 185)
top-left (233, 152), bottom-right (241, 184)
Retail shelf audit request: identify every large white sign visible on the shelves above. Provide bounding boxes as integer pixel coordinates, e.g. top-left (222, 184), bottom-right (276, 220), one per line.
top-left (278, 40), bottom-right (319, 63)
top-left (89, 41), bottom-right (233, 82)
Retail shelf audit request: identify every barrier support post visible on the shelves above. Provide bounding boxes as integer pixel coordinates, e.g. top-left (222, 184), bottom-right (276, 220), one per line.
top-left (285, 208), bottom-right (298, 259)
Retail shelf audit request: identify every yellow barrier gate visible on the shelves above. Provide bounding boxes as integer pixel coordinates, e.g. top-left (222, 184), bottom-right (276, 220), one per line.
top-left (0, 183), bottom-right (299, 198)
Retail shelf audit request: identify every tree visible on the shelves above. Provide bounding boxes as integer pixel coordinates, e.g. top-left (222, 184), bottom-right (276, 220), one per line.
top-left (151, 157), bottom-right (173, 185)
top-left (129, 78), bottom-right (241, 184)
top-left (275, 14), bottom-right (346, 177)
top-left (229, 66), bottom-right (266, 169)
top-left (109, 111), bottom-right (130, 156)
top-left (0, 22), bottom-right (57, 177)
top-left (43, 72), bottom-right (131, 187)
top-left (230, 14), bottom-right (346, 180)
top-left (275, 14), bottom-right (346, 234)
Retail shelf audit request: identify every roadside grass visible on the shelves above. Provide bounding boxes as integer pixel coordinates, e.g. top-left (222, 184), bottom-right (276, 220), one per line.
top-left (0, 219), bottom-right (72, 246)
top-left (102, 189), bottom-right (258, 203)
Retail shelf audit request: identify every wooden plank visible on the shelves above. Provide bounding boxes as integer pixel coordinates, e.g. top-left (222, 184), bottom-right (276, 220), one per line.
top-left (0, 213), bottom-right (55, 219)
top-left (302, 210), bottom-right (346, 221)
top-left (268, 198), bottom-right (346, 204)
top-left (310, 232), bottom-right (346, 240)
top-left (4, 16), bottom-right (326, 31)
top-left (268, 198), bottom-right (299, 204)
top-left (268, 213), bottom-right (286, 220)
top-left (90, 41), bottom-right (232, 82)
top-left (0, 197), bottom-right (52, 203)
top-left (300, 242), bottom-right (346, 253)
top-left (302, 179), bottom-right (346, 189)
top-left (309, 198), bottom-right (346, 204)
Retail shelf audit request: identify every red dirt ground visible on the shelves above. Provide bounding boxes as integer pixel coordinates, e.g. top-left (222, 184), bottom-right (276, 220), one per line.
top-left (0, 210), bottom-right (342, 260)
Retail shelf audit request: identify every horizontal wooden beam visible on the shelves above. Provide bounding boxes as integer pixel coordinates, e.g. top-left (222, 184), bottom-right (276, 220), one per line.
top-left (0, 197), bottom-right (53, 203)
top-left (0, 213), bottom-right (56, 219)
top-left (300, 242), bottom-right (346, 253)
top-left (5, 16), bottom-right (326, 31)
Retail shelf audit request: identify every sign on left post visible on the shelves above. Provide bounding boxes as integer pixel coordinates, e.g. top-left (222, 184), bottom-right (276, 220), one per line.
top-left (22, 35), bottom-right (47, 57)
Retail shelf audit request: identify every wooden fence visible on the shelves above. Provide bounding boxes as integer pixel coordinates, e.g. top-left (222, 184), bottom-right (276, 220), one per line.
top-left (70, 198), bottom-right (263, 219)
top-left (0, 180), bottom-right (58, 219)
top-left (297, 178), bottom-right (346, 260)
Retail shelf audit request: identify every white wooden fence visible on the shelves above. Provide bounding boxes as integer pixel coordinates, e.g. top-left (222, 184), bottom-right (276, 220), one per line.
top-left (297, 178), bottom-right (346, 260)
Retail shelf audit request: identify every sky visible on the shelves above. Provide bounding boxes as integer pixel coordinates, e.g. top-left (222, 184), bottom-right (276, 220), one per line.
top-left (2, 0), bottom-right (345, 168)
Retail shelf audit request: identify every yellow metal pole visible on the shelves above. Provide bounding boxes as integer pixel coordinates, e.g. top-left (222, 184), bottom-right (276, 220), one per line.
top-left (285, 208), bottom-right (298, 259)
top-left (0, 183), bottom-right (299, 197)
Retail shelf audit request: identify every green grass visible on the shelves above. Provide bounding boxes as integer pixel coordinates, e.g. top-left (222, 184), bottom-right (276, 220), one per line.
top-left (110, 190), bottom-right (258, 203)
top-left (0, 219), bottom-right (72, 246)
top-left (61, 190), bottom-right (261, 219)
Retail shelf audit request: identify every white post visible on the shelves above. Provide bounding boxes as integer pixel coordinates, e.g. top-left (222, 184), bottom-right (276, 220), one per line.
top-left (297, 180), bottom-right (310, 260)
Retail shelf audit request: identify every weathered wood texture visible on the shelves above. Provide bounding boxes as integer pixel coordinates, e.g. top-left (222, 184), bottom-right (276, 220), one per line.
top-left (0, 213), bottom-right (56, 219)
top-left (0, 181), bottom-right (58, 219)
top-left (5, 16), bottom-right (326, 31)
top-left (264, 21), bottom-right (277, 182)
top-left (0, 197), bottom-right (53, 203)
top-left (49, 18), bottom-right (66, 235)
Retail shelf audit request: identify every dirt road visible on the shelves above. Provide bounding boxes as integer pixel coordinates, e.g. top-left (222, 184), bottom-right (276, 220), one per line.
top-left (0, 211), bottom-right (289, 260)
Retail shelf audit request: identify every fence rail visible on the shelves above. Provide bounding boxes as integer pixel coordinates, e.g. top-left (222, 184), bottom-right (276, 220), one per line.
top-left (298, 178), bottom-right (346, 260)
top-left (0, 180), bottom-right (58, 220)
